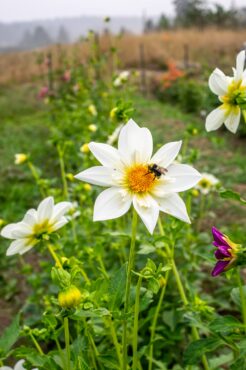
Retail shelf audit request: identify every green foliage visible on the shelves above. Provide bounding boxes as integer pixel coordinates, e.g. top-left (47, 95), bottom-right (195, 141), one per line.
top-left (0, 314), bottom-right (20, 357)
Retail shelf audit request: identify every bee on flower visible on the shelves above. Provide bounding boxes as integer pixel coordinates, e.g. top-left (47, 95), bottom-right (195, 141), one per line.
top-left (75, 119), bottom-right (201, 234)
top-left (1, 197), bottom-right (72, 256)
top-left (211, 227), bottom-right (245, 276)
top-left (113, 71), bottom-right (130, 87)
top-left (0, 359), bottom-right (38, 370)
top-left (206, 50), bottom-right (246, 133)
top-left (195, 173), bottom-right (219, 195)
top-left (88, 104), bottom-right (97, 116)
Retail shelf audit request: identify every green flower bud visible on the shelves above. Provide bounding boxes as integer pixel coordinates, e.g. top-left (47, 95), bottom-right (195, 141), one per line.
top-left (58, 285), bottom-right (82, 309)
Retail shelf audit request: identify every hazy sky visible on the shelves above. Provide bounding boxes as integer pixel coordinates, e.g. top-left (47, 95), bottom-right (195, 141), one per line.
top-left (1, 0), bottom-right (245, 23)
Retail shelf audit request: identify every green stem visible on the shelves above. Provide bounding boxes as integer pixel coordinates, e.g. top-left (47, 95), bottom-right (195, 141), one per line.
top-left (132, 276), bottom-right (142, 370)
top-left (47, 243), bottom-right (62, 268)
top-left (122, 209), bottom-right (138, 370)
top-left (27, 161), bottom-right (45, 197)
top-left (98, 255), bottom-right (109, 279)
top-left (55, 337), bottom-right (67, 370)
top-left (148, 271), bottom-right (170, 370)
top-left (57, 145), bottom-right (68, 199)
top-left (29, 332), bottom-right (44, 355)
top-left (158, 217), bottom-right (210, 370)
top-left (88, 331), bottom-right (99, 369)
top-left (236, 268), bottom-right (246, 333)
top-left (108, 317), bottom-right (123, 368)
top-left (242, 109), bottom-right (246, 124)
top-left (64, 317), bottom-right (71, 370)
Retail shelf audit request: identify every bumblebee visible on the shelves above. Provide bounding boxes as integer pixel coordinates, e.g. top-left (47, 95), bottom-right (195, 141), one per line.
top-left (147, 164), bottom-right (168, 178)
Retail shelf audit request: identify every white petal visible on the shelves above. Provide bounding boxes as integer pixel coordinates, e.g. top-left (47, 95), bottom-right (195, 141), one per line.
top-left (118, 119), bottom-right (153, 165)
top-left (158, 193), bottom-right (190, 223)
top-left (93, 187), bottom-right (132, 221)
top-left (75, 166), bottom-right (116, 187)
top-left (37, 197), bottom-right (54, 222)
top-left (133, 194), bottom-right (159, 234)
top-left (14, 360), bottom-right (26, 370)
top-left (1, 223), bottom-right (18, 239)
top-left (52, 201), bottom-right (73, 221)
top-left (22, 210), bottom-right (37, 226)
top-left (224, 108), bottom-right (241, 133)
top-left (6, 239), bottom-right (32, 256)
top-left (205, 106), bottom-right (226, 132)
top-left (88, 142), bottom-right (121, 167)
top-left (208, 68), bottom-right (230, 96)
top-left (235, 50), bottom-right (245, 81)
top-left (161, 164), bottom-right (201, 193)
top-left (11, 223), bottom-right (32, 238)
top-left (150, 141), bottom-right (182, 168)
top-left (0, 367), bottom-right (12, 370)
top-left (52, 217), bottom-right (69, 231)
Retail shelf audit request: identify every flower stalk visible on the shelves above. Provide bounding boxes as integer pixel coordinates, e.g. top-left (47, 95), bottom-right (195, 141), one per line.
top-left (158, 217), bottom-right (210, 370)
top-left (132, 275), bottom-right (142, 370)
top-left (47, 243), bottom-right (62, 268)
top-left (64, 316), bottom-right (71, 370)
top-left (148, 270), bottom-right (170, 370)
top-left (29, 332), bottom-right (44, 355)
top-left (57, 144), bottom-right (68, 199)
top-left (122, 209), bottom-right (138, 370)
top-left (236, 268), bottom-right (246, 333)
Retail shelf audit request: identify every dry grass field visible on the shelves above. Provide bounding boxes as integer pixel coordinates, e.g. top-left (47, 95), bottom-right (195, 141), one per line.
top-left (0, 28), bottom-right (246, 85)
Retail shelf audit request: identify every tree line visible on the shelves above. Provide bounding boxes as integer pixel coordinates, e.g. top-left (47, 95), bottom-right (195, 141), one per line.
top-left (145, 0), bottom-right (246, 32)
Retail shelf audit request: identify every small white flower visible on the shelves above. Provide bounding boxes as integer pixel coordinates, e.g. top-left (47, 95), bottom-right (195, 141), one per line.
top-left (1, 197), bottom-right (72, 256)
top-left (67, 201), bottom-right (81, 220)
top-left (206, 50), bottom-right (246, 134)
top-left (75, 119), bottom-right (201, 234)
top-left (0, 359), bottom-right (38, 370)
top-left (113, 71), bottom-right (130, 87)
top-left (195, 173), bottom-right (219, 195)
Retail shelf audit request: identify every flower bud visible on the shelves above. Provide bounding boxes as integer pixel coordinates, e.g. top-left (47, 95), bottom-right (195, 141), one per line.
top-left (80, 143), bottom-right (90, 154)
top-left (88, 104), bottom-right (97, 116)
top-left (51, 267), bottom-right (71, 288)
top-left (58, 285), bottom-right (82, 309)
top-left (110, 107), bottom-right (118, 120)
top-left (88, 124), bottom-right (97, 132)
top-left (66, 173), bottom-right (75, 182)
top-left (83, 183), bottom-right (92, 192)
top-left (15, 153), bottom-right (28, 165)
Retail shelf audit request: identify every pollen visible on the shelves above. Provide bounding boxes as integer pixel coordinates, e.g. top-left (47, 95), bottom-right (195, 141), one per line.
top-left (126, 165), bottom-right (156, 193)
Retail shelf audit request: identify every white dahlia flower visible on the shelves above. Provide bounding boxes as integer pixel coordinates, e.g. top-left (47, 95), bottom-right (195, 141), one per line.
top-left (75, 119), bottom-right (201, 233)
top-left (206, 50), bottom-right (246, 133)
top-left (1, 197), bottom-right (72, 256)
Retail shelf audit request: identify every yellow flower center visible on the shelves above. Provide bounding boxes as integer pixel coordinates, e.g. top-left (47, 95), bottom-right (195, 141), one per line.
top-left (126, 165), bottom-right (156, 193)
top-left (221, 80), bottom-right (246, 108)
top-left (32, 220), bottom-right (54, 239)
top-left (198, 179), bottom-right (212, 189)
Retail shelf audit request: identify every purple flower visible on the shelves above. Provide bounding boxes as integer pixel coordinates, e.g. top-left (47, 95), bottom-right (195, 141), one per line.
top-left (211, 227), bottom-right (239, 277)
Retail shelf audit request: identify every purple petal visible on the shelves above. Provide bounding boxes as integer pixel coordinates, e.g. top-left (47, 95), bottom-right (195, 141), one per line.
top-left (214, 250), bottom-right (228, 260)
top-left (212, 227), bottom-right (226, 244)
top-left (211, 260), bottom-right (230, 277)
top-left (213, 240), bottom-right (230, 249)
top-left (214, 245), bottom-right (231, 259)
